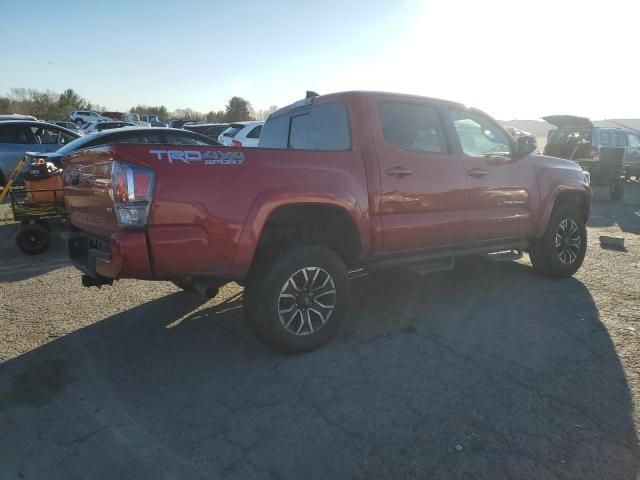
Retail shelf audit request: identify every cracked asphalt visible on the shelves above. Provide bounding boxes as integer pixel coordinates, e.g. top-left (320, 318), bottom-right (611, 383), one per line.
top-left (1, 184), bottom-right (639, 479)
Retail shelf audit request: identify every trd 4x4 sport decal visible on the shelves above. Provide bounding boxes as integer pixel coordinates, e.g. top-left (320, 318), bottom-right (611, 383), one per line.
top-left (148, 150), bottom-right (245, 165)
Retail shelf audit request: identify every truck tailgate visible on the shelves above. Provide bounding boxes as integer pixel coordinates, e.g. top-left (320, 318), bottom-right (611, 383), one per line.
top-left (64, 147), bottom-right (119, 238)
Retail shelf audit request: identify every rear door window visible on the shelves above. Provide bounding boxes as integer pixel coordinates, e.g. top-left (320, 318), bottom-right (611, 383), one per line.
top-left (378, 101), bottom-right (447, 153)
top-left (289, 103), bottom-right (350, 151)
top-left (30, 126), bottom-right (76, 145)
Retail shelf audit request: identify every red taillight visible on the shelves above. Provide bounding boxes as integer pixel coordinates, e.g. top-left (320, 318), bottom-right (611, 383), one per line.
top-left (232, 139), bottom-right (242, 147)
top-left (133, 172), bottom-right (150, 198)
top-left (111, 161), bottom-right (155, 227)
top-left (114, 168), bottom-right (127, 203)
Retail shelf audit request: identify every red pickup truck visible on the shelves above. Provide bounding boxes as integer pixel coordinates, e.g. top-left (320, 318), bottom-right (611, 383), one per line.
top-left (64, 91), bottom-right (591, 352)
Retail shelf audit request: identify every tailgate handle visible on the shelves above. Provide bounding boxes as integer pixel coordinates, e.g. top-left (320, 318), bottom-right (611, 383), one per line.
top-left (385, 166), bottom-right (413, 178)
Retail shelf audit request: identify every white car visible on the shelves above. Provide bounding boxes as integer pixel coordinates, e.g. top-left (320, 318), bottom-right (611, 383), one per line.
top-left (218, 121), bottom-right (263, 147)
top-left (69, 110), bottom-right (111, 126)
top-left (82, 121), bottom-right (135, 135)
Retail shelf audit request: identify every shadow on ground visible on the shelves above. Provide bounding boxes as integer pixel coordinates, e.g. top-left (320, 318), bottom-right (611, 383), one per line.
top-left (0, 258), bottom-right (638, 479)
top-left (0, 223), bottom-right (69, 282)
top-left (588, 182), bottom-right (640, 234)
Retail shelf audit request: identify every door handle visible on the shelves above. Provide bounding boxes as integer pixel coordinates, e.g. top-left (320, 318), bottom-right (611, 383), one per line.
top-left (466, 168), bottom-right (488, 178)
top-left (385, 166), bottom-right (413, 178)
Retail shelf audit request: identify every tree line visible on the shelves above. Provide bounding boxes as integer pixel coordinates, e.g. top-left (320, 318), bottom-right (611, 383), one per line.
top-left (0, 88), bottom-right (278, 122)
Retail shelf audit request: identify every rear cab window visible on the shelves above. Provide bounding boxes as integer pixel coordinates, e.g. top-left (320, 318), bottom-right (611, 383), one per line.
top-left (259, 114), bottom-right (289, 148)
top-left (259, 102), bottom-right (350, 151)
top-left (289, 103), bottom-right (350, 150)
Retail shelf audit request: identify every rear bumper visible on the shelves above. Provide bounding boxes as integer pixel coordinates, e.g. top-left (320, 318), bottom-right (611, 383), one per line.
top-left (65, 230), bottom-right (153, 280)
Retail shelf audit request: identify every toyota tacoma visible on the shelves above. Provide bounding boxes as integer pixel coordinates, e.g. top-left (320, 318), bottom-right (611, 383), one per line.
top-left (63, 91), bottom-right (591, 353)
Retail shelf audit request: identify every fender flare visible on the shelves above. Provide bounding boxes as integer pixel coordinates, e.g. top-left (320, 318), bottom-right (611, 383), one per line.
top-left (228, 188), bottom-right (370, 278)
top-left (536, 184), bottom-right (592, 237)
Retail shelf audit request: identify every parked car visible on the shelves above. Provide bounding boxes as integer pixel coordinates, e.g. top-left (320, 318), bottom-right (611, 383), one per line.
top-left (505, 126), bottom-right (532, 139)
top-left (82, 121), bottom-right (136, 135)
top-left (218, 121), bottom-right (263, 147)
top-left (168, 119), bottom-right (198, 129)
top-left (69, 110), bottom-right (111, 126)
top-left (543, 115), bottom-right (640, 178)
top-left (183, 123), bottom-right (229, 140)
top-left (26, 127), bottom-right (219, 169)
top-left (64, 90), bottom-right (591, 353)
top-left (0, 114), bottom-right (37, 121)
top-left (141, 115), bottom-right (168, 127)
top-left (49, 121), bottom-right (83, 134)
top-left (0, 121), bottom-right (79, 185)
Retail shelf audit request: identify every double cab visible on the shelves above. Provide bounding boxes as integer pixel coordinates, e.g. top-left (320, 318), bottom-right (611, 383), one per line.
top-left (63, 91), bottom-right (591, 352)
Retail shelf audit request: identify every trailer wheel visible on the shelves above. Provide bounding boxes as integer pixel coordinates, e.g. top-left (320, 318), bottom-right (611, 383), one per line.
top-left (16, 223), bottom-right (50, 255)
top-left (610, 181), bottom-right (624, 201)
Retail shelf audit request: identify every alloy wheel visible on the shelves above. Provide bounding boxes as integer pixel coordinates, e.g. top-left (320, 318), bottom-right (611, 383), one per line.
top-left (277, 267), bottom-right (336, 336)
top-left (555, 218), bottom-right (581, 265)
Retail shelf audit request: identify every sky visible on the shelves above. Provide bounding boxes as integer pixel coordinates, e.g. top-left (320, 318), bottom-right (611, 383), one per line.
top-left (1, 0), bottom-right (639, 120)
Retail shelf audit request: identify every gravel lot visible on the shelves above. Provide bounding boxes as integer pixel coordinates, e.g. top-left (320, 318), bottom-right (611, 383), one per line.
top-left (1, 184), bottom-right (639, 480)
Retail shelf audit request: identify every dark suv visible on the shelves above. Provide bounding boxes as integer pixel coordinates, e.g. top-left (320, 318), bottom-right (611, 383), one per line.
top-left (183, 123), bottom-right (229, 141)
top-left (543, 115), bottom-right (640, 178)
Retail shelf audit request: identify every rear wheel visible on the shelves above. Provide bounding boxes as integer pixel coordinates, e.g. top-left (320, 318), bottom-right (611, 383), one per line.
top-left (244, 246), bottom-right (349, 354)
top-left (171, 279), bottom-right (220, 299)
top-left (529, 205), bottom-right (587, 278)
top-left (16, 223), bottom-right (50, 255)
top-left (172, 279), bottom-right (196, 291)
top-left (610, 181), bottom-right (624, 200)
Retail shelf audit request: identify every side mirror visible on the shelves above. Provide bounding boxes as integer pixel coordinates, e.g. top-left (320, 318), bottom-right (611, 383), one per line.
top-left (516, 135), bottom-right (537, 157)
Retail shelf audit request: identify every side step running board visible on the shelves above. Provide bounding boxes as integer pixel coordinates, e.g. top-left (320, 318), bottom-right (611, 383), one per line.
top-left (483, 249), bottom-right (523, 262)
top-left (402, 256), bottom-right (455, 275)
top-left (364, 241), bottom-right (528, 273)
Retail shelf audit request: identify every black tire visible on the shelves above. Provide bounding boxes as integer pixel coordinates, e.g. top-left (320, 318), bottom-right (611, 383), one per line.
top-left (171, 279), bottom-right (220, 299)
top-left (243, 246), bottom-right (349, 354)
top-left (16, 223), bottom-right (50, 255)
top-left (74, 118), bottom-right (84, 126)
top-left (610, 181), bottom-right (624, 200)
top-left (528, 205), bottom-right (587, 278)
top-left (172, 279), bottom-right (196, 291)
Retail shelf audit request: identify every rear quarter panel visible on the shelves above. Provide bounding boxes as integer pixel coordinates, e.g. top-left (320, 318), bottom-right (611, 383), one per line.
top-left (110, 145), bottom-right (370, 279)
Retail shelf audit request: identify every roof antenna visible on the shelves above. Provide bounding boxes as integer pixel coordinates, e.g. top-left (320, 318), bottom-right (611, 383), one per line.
top-left (306, 91), bottom-right (319, 99)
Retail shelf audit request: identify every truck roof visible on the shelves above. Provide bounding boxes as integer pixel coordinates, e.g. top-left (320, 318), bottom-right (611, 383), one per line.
top-left (270, 90), bottom-right (469, 118)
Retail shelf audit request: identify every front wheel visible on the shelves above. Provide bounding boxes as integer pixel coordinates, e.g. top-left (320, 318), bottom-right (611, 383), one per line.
top-left (244, 246), bottom-right (349, 354)
top-left (529, 205), bottom-right (587, 278)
